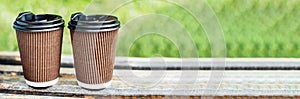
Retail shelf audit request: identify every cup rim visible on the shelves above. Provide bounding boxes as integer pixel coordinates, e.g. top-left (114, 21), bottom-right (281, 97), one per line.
top-left (68, 12), bottom-right (120, 32)
top-left (13, 12), bottom-right (65, 32)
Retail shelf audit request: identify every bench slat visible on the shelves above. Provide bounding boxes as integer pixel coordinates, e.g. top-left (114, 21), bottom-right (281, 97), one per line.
top-left (1, 64), bottom-right (300, 96)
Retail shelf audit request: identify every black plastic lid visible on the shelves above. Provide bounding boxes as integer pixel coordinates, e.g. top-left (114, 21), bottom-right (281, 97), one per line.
top-left (13, 12), bottom-right (64, 32)
top-left (68, 12), bottom-right (120, 32)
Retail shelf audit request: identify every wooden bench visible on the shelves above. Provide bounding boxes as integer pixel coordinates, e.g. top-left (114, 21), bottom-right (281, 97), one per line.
top-left (1, 52), bottom-right (300, 98)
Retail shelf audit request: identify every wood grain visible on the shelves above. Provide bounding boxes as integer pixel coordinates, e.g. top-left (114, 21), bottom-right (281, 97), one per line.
top-left (1, 64), bottom-right (300, 97)
top-left (1, 52), bottom-right (300, 70)
top-left (1, 53), bottom-right (300, 98)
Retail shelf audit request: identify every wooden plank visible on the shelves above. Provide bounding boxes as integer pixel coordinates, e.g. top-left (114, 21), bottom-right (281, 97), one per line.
top-left (0, 93), bottom-right (85, 99)
top-left (1, 52), bottom-right (300, 70)
top-left (1, 94), bottom-right (300, 99)
top-left (1, 52), bottom-right (300, 97)
top-left (1, 65), bottom-right (300, 96)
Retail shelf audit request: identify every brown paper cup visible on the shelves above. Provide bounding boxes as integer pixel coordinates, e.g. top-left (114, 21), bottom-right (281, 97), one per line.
top-left (68, 12), bottom-right (120, 89)
top-left (13, 12), bottom-right (64, 87)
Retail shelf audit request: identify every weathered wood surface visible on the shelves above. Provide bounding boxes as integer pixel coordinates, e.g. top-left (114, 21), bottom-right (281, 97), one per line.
top-left (2, 52), bottom-right (300, 98)
top-left (0, 93), bottom-right (84, 99)
top-left (2, 52), bottom-right (300, 70)
top-left (2, 64), bottom-right (300, 97)
top-left (2, 93), bottom-right (300, 99)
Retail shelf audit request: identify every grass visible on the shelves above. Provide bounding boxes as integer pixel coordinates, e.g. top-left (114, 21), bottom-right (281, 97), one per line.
top-left (0, 0), bottom-right (299, 57)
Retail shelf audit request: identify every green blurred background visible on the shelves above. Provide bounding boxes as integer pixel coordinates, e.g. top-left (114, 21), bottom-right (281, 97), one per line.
top-left (0, 0), bottom-right (299, 57)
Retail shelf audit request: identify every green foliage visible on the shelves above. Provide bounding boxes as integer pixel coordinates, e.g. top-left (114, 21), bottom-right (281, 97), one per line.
top-left (0, 0), bottom-right (299, 57)
top-left (0, 0), bottom-right (91, 54)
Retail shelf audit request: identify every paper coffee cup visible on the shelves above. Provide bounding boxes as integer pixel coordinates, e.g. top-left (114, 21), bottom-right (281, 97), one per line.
top-left (13, 12), bottom-right (64, 88)
top-left (68, 12), bottom-right (120, 89)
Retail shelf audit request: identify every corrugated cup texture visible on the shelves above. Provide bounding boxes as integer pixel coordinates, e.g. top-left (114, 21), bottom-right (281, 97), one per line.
top-left (16, 29), bottom-right (62, 82)
top-left (71, 30), bottom-right (118, 84)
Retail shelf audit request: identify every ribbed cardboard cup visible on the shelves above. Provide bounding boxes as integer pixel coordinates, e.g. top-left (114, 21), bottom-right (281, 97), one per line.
top-left (13, 12), bottom-right (64, 88)
top-left (68, 12), bottom-right (120, 89)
